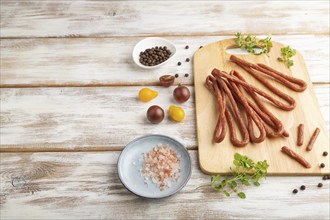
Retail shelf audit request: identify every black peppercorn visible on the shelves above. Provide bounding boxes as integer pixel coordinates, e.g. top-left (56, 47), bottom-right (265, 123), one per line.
top-left (323, 151), bottom-right (328, 156)
top-left (138, 46), bottom-right (171, 66)
top-left (317, 183), bottom-right (323, 187)
top-left (292, 189), bottom-right (298, 194)
top-left (184, 73), bottom-right (189, 77)
top-left (185, 58), bottom-right (190, 62)
top-left (322, 175), bottom-right (328, 180)
top-left (177, 62), bottom-right (181, 66)
top-left (320, 163), bottom-right (325, 168)
top-left (300, 185), bottom-right (306, 190)
top-left (174, 74), bottom-right (179, 78)
top-left (185, 45), bottom-right (189, 49)
top-left (199, 46), bottom-right (203, 49)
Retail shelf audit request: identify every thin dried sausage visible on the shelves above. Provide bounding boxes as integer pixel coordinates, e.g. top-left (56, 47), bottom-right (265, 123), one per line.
top-left (218, 78), bottom-right (250, 147)
top-left (297, 124), bottom-right (304, 146)
top-left (205, 55), bottom-right (307, 146)
top-left (230, 55), bottom-right (307, 92)
top-left (211, 76), bottom-right (227, 143)
top-left (306, 128), bottom-right (320, 151)
top-left (231, 70), bottom-right (286, 138)
top-left (281, 146), bottom-right (311, 168)
top-left (211, 69), bottom-right (296, 111)
top-left (225, 72), bottom-right (266, 143)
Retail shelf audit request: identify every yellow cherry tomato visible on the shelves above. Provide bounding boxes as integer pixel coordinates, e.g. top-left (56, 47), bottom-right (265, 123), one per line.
top-left (138, 88), bottom-right (158, 102)
top-left (169, 105), bottom-right (185, 122)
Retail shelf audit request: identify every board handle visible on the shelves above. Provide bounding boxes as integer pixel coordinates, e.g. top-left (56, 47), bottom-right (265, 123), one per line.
top-left (212, 38), bottom-right (249, 61)
top-left (218, 38), bottom-right (239, 54)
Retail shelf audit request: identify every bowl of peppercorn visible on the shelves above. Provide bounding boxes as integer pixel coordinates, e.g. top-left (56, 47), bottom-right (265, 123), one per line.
top-left (132, 37), bottom-right (176, 69)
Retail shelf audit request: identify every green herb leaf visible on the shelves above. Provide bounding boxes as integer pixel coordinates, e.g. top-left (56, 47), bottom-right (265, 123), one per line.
top-left (278, 45), bottom-right (296, 68)
top-left (234, 153), bottom-right (241, 160)
top-left (220, 179), bottom-right (228, 188)
top-left (231, 180), bottom-right (237, 189)
top-left (211, 175), bottom-right (221, 183)
top-left (242, 179), bottom-right (250, 186)
top-left (223, 190), bottom-right (230, 197)
top-left (235, 33), bottom-right (273, 55)
top-left (237, 192), bottom-right (246, 199)
top-left (233, 159), bottom-right (240, 167)
top-left (198, 153), bottom-right (269, 199)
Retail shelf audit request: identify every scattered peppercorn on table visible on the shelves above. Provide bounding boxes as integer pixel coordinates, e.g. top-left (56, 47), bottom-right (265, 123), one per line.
top-left (0, 1), bottom-right (329, 219)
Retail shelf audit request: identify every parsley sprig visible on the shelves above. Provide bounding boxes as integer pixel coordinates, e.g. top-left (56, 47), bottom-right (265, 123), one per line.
top-left (235, 32), bottom-right (273, 55)
top-left (277, 46), bottom-right (296, 68)
top-left (198, 153), bottom-right (269, 199)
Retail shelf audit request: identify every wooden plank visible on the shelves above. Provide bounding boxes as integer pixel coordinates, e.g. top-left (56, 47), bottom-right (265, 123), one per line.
top-left (194, 38), bottom-right (329, 175)
top-left (0, 86), bottom-right (196, 151)
top-left (1, 35), bottom-right (329, 87)
top-left (1, 85), bottom-right (328, 152)
top-left (1, 1), bottom-right (329, 38)
top-left (1, 151), bottom-right (329, 219)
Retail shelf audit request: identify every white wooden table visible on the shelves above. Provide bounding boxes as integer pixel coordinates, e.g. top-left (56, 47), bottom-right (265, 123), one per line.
top-left (0, 1), bottom-right (329, 219)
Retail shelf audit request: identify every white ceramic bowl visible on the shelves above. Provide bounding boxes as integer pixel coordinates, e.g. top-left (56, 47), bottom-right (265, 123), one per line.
top-left (132, 37), bottom-right (176, 69)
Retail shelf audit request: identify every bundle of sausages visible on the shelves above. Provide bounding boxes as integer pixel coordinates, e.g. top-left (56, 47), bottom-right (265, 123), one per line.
top-left (205, 55), bottom-right (307, 147)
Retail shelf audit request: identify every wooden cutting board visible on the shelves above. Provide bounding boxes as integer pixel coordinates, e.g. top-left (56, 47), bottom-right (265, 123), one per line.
top-left (194, 38), bottom-right (329, 175)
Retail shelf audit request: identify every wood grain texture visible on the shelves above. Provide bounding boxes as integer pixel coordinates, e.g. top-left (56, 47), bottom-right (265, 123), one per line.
top-left (1, 1), bottom-right (329, 219)
top-left (0, 86), bottom-right (196, 152)
top-left (1, 151), bottom-right (329, 220)
top-left (1, 35), bottom-right (329, 87)
top-left (194, 38), bottom-right (329, 175)
top-left (1, 1), bottom-right (329, 38)
top-left (0, 85), bottom-right (328, 152)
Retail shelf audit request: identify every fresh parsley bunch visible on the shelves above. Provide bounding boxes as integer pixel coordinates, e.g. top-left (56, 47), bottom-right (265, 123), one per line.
top-left (199, 153), bottom-right (269, 199)
top-left (235, 32), bottom-right (273, 55)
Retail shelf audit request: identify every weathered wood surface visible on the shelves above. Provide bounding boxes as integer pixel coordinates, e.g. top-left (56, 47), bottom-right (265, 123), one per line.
top-left (1, 1), bottom-right (329, 38)
top-left (1, 151), bottom-right (329, 220)
top-left (1, 85), bottom-right (328, 152)
top-left (0, 86), bottom-right (195, 151)
top-left (0, 0), bottom-right (329, 219)
top-left (1, 35), bottom-right (329, 87)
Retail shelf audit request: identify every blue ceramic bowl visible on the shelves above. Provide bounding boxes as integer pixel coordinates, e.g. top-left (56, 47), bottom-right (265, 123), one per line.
top-left (117, 134), bottom-right (192, 198)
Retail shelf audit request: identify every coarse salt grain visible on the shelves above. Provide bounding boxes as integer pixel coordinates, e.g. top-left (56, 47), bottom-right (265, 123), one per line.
top-left (141, 145), bottom-right (181, 191)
